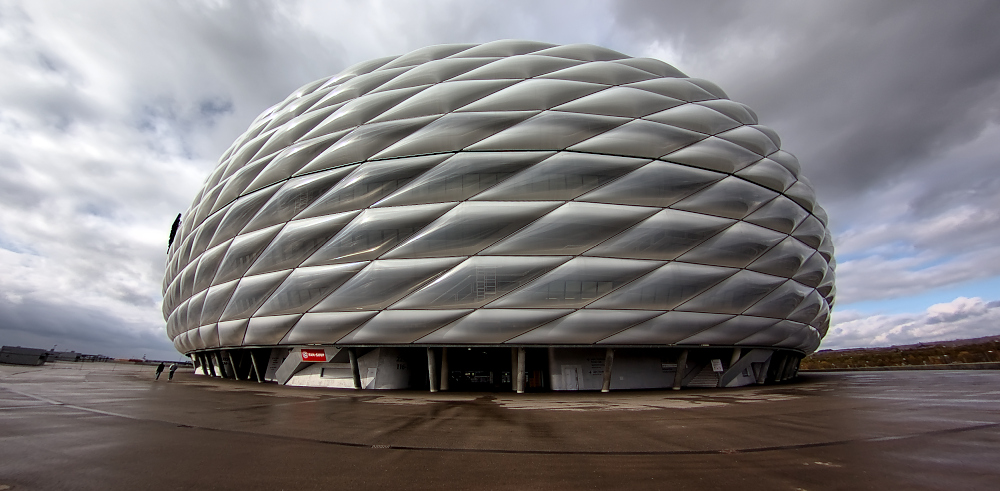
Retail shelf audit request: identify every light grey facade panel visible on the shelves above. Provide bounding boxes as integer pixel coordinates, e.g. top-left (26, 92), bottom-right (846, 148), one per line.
top-left (199, 279), bottom-right (239, 326)
top-left (415, 308), bottom-right (573, 344)
top-left (389, 256), bottom-right (570, 310)
top-left (624, 78), bottom-right (718, 102)
top-left (371, 151), bottom-right (554, 207)
top-left (735, 158), bottom-right (797, 193)
top-left (375, 57), bottom-right (498, 90)
top-left (792, 215), bottom-right (827, 249)
top-left (193, 241), bottom-right (230, 295)
top-left (255, 262), bottom-right (368, 316)
top-left (565, 119), bottom-right (707, 159)
top-left (469, 153), bottom-right (649, 201)
top-left (584, 209), bottom-right (735, 261)
top-left (372, 111), bottom-right (540, 160)
top-left (697, 99), bottom-right (758, 125)
top-left (300, 204), bottom-right (454, 266)
top-left (587, 262), bottom-right (737, 311)
top-left (447, 40), bottom-right (555, 58)
top-left (612, 57), bottom-right (687, 78)
top-left (198, 323), bottom-right (220, 349)
top-left (669, 176), bottom-right (780, 220)
top-left (216, 318), bottom-right (250, 347)
top-left (244, 130), bottom-right (349, 192)
top-left (576, 161), bottom-right (725, 208)
top-left (480, 202), bottom-right (657, 256)
top-left (597, 311), bottom-right (734, 345)
top-left (551, 86), bottom-right (684, 118)
top-left (465, 111), bottom-right (631, 151)
top-left (369, 80), bottom-right (515, 123)
top-left (506, 309), bottom-right (663, 345)
top-left (792, 252), bottom-right (830, 288)
top-left (449, 54), bottom-right (581, 81)
top-left (291, 117), bottom-right (441, 177)
top-left (743, 195), bottom-right (809, 233)
top-left (716, 126), bottom-right (780, 157)
top-left (677, 315), bottom-right (779, 346)
top-left (674, 269), bottom-right (788, 315)
top-left (382, 201), bottom-right (562, 258)
top-left (735, 319), bottom-right (802, 347)
top-left (250, 211), bottom-right (362, 273)
top-left (244, 314), bottom-right (301, 346)
top-left (293, 154), bottom-right (448, 218)
top-left (486, 257), bottom-right (663, 309)
top-left (742, 280), bottom-right (813, 319)
top-left (535, 61), bottom-right (657, 85)
top-left (644, 103), bottom-right (741, 135)
top-left (674, 221), bottom-right (786, 269)
top-left (219, 270), bottom-right (290, 322)
top-left (533, 43), bottom-right (629, 62)
top-left (457, 79), bottom-right (607, 113)
top-left (212, 224), bottom-right (282, 285)
top-left (309, 257), bottom-right (463, 312)
top-left (164, 40), bottom-right (834, 359)
top-left (746, 236), bottom-right (816, 278)
top-left (280, 311), bottom-right (378, 345)
top-left (182, 291), bottom-right (206, 337)
top-left (336, 309), bottom-right (473, 344)
top-left (660, 136), bottom-right (763, 173)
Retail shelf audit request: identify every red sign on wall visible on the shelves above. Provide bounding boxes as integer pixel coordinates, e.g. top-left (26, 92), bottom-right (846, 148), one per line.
top-left (301, 349), bottom-right (327, 362)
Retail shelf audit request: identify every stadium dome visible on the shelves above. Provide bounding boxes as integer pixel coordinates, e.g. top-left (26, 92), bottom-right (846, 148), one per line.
top-left (163, 40), bottom-right (835, 391)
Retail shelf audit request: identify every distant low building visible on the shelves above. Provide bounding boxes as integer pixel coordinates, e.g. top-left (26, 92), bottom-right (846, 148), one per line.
top-left (0, 346), bottom-right (47, 366)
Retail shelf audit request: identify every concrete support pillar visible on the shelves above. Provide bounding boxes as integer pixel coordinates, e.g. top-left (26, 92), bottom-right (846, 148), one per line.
top-left (225, 351), bottom-right (239, 380)
top-left (515, 347), bottom-right (526, 394)
top-left (348, 348), bottom-right (361, 390)
top-left (756, 351), bottom-right (773, 385)
top-left (214, 351), bottom-right (226, 378)
top-left (440, 347), bottom-right (449, 391)
top-left (199, 354), bottom-right (209, 376)
top-left (775, 354), bottom-right (789, 382)
top-left (783, 356), bottom-right (799, 381)
top-left (672, 349), bottom-right (689, 391)
top-left (427, 348), bottom-right (439, 393)
top-left (729, 348), bottom-right (742, 368)
top-left (601, 348), bottom-right (615, 393)
top-left (250, 350), bottom-right (263, 383)
top-left (511, 348), bottom-right (518, 391)
top-left (206, 353), bottom-right (217, 377)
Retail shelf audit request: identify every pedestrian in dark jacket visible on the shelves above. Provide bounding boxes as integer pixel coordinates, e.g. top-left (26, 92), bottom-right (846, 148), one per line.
top-left (168, 363), bottom-right (178, 381)
top-left (155, 362), bottom-right (165, 380)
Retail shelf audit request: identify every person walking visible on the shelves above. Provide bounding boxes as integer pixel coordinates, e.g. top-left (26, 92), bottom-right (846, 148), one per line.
top-left (155, 362), bottom-right (165, 380)
top-left (168, 363), bottom-right (178, 381)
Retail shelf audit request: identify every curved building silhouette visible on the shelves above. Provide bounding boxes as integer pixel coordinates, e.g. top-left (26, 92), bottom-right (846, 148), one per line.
top-left (163, 40), bottom-right (835, 391)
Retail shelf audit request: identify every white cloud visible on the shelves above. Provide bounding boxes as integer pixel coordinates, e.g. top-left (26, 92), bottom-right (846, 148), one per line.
top-left (824, 297), bottom-right (1000, 349)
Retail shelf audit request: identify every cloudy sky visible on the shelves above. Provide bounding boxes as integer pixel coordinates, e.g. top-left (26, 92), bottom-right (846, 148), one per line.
top-left (1, 0), bottom-right (998, 360)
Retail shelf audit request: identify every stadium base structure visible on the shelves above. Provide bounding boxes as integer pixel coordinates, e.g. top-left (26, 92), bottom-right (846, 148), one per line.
top-left (164, 40), bottom-right (834, 392)
top-left (188, 346), bottom-right (802, 391)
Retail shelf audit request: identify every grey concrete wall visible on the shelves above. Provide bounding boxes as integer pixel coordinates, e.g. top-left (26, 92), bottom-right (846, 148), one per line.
top-left (549, 349), bottom-right (677, 391)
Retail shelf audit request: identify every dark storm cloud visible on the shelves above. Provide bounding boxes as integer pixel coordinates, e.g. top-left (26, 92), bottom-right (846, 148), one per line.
top-left (0, 295), bottom-right (177, 360)
top-left (0, 0), bottom-right (349, 358)
top-left (1, 0), bottom-right (998, 356)
top-left (614, 1), bottom-right (1000, 204)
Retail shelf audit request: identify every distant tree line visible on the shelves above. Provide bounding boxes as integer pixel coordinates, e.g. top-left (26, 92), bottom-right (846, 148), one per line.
top-left (801, 338), bottom-right (1000, 369)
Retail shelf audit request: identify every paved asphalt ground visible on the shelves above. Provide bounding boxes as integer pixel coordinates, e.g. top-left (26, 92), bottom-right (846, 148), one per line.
top-left (1, 363), bottom-right (998, 490)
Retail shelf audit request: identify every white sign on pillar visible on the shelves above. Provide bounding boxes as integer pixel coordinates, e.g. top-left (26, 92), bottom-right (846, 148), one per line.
top-left (711, 359), bottom-right (724, 373)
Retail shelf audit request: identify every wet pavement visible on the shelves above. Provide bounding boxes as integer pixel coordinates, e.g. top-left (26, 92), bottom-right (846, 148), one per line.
top-left (1, 363), bottom-right (998, 490)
